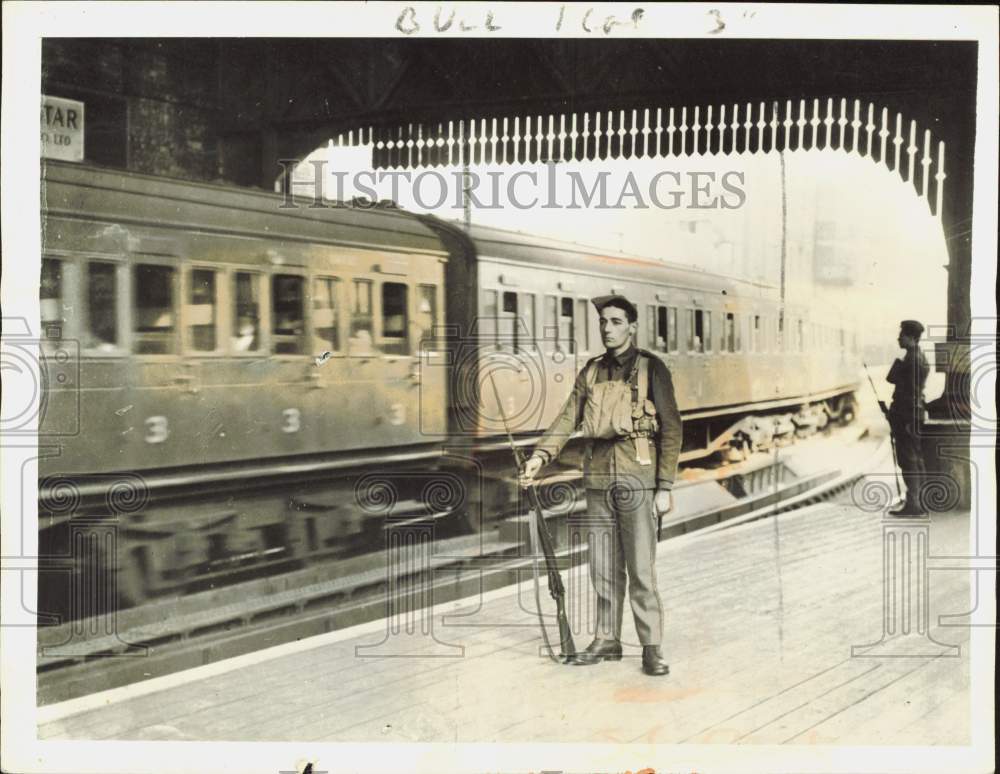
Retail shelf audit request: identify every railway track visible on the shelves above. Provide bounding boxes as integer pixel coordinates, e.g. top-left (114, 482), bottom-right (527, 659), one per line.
top-left (37, 424), bottom-right (882, 705)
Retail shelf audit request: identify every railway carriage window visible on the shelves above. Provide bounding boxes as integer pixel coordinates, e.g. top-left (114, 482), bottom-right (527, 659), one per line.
top-left (85, 262), bottom-right (119, 350)
top-left (272, 274), bottom-right (305, 355)
top-left (416, 284), bottom-right (438, 350)
top-left (381, 282), bottom-right (409, 355)
top-left (480, 289), bottom-right (498, 344)
top-left (543, 296), bottom-right (558, 352)
top-left (724, 313), bottom-right (736, 353)
top-left (519, 292), bottom-right (536, 350)
top-left (752, 315), bottom-right (762, 353)
top-left (650, 305), bottom-right (670, 352)
top-left (350, 279), bottom-right (375, 354)
top-left (688, 309), bottom-right (708, 353)
top-left (703, 311), bottom-right (712, 353)
top-left (133, 264), bottom-right (177, 355)
top-left (576, 299), bottom-right (589, 352)
top-left (667, 307), bottom-right (678, 352)
top-left (312, 277), bottom-right (341, 353)
top-left (186, 269), bottom-right (217, 352)
top-left (500, 291), bottom-right (518, 347)
top-left (559, 297), bottom-right (575, 354)
top-left (41, 258), bottom-right (66, 345)
top-left (232, 272), bottom-right (261, 352)
top-left (777, 316), bottom-right (785, 351)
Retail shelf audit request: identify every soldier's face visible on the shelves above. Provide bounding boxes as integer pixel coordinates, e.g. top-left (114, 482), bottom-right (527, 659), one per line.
top-left (599, 307), bottom-right (635, 350)
top-left (898, 331), bottom-right (916, 349)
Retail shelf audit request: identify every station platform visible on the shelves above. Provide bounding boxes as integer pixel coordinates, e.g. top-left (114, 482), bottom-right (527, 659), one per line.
top-left (38, 498), bottom-right (973, 746)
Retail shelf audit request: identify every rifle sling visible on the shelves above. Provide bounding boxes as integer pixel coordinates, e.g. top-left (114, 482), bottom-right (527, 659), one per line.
top-left (526, 486), bottom-right (565, 664)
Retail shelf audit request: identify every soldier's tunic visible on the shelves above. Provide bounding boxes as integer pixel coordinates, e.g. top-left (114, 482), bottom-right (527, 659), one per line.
top-left (887, 347), bottom-right (930, 508)
top-left (533, 345), bottom-right (682, 646)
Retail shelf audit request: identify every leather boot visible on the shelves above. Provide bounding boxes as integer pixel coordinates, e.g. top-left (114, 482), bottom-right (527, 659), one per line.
top-left (642, 645), bottom-right (670, 676)
top-left (889, 499), bottom-right (927, 517)
top-left (569, 638), bottom-right (622, 666)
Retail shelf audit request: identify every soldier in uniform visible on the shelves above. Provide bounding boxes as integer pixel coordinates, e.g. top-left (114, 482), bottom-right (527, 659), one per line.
top-left (883, 319), bottom-right (930, 516)
top-left (520, 295), bottom-right (682, 676)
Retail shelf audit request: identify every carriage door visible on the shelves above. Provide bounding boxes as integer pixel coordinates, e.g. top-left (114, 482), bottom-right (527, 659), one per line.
top-left (372, 275), bottom-right (421, 446)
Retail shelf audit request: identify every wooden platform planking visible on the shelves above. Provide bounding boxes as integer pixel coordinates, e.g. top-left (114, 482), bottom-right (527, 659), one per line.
top-left (39, 502), bottom-right (972, 745)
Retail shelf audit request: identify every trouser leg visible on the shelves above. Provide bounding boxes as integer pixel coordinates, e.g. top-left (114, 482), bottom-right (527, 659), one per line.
top-left (893, 418), bottom-right (926, 507)
top-left (584, 489), bottom-right (626, 641)
top-left (616, 489), bottom-right (664, 646)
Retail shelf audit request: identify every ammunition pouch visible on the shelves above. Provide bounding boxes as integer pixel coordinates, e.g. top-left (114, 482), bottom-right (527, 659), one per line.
top-left (580, 353), bottom-right (658, 465)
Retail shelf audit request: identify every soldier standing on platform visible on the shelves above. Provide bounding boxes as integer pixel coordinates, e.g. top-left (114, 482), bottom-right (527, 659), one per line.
top-left (884, 319), bottom-right (930, 516)
top-left (520, 295), bottom-right (682, 676)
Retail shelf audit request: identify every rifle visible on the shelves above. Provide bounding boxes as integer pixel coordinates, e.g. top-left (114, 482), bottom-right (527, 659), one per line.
top-left (863, 361), bottom-right (902, 500)
top-left (487, 372), bottom-right (576, 664)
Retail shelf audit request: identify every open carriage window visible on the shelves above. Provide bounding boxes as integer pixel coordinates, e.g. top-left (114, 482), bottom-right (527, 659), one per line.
top-left (272, 274), bottom-right (305, 355)
top-left (689, 309), bottom-right (709, 353)
top-left (724, 312), bottom-right (737, 353)
top-left (500, 291), bottom-right (518, 347)
top-left (381, 282), bottom-right (409, 355)
top-left (134, 264), bottom-right (177, 355)
top-left (559, 296), bottom-right (575, 354)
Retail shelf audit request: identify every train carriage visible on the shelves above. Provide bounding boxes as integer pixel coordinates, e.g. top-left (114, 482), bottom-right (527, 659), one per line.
top-left (427, 218), bottom-right (860, 459)
top-left (38, 161), bottom-right (860, 617)
top-left (39, 162), bottom-right (450, 610)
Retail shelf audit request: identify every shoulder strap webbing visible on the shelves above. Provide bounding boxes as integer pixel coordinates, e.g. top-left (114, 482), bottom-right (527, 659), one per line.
top-left (584, 358), bottom-right (600, 392)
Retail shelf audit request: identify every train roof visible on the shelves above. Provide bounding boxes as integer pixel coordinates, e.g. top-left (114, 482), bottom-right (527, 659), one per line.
top-left (41, 161), bottom-right (446, 257)
top-left (457, 220), bottom-right (776, 296)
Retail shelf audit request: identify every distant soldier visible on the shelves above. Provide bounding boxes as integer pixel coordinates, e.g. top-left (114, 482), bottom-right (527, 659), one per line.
top-left (883, 320), bottom-right (930, 516)
top-left (520, 294), bottom-right (682, 676)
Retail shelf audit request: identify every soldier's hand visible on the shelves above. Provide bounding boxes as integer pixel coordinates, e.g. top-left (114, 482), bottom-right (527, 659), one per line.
top-left (654, 489), bottom-right (674, 516)
top-left (519, 453), bottom-right (544, 487)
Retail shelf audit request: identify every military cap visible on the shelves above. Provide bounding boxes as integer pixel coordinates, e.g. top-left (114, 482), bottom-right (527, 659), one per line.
top-left (899, 319), bottom-right (925, 338)
top-left (592, 294), bottom-right (638, 322)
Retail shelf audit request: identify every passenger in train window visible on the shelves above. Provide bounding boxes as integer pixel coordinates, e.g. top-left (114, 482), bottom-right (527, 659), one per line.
top-left (232, 273), bottom-right (261, 352)
top-left (521, 294), bottom-right (681, 678)
top-left (231, 316), bottom-right (257, 351)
